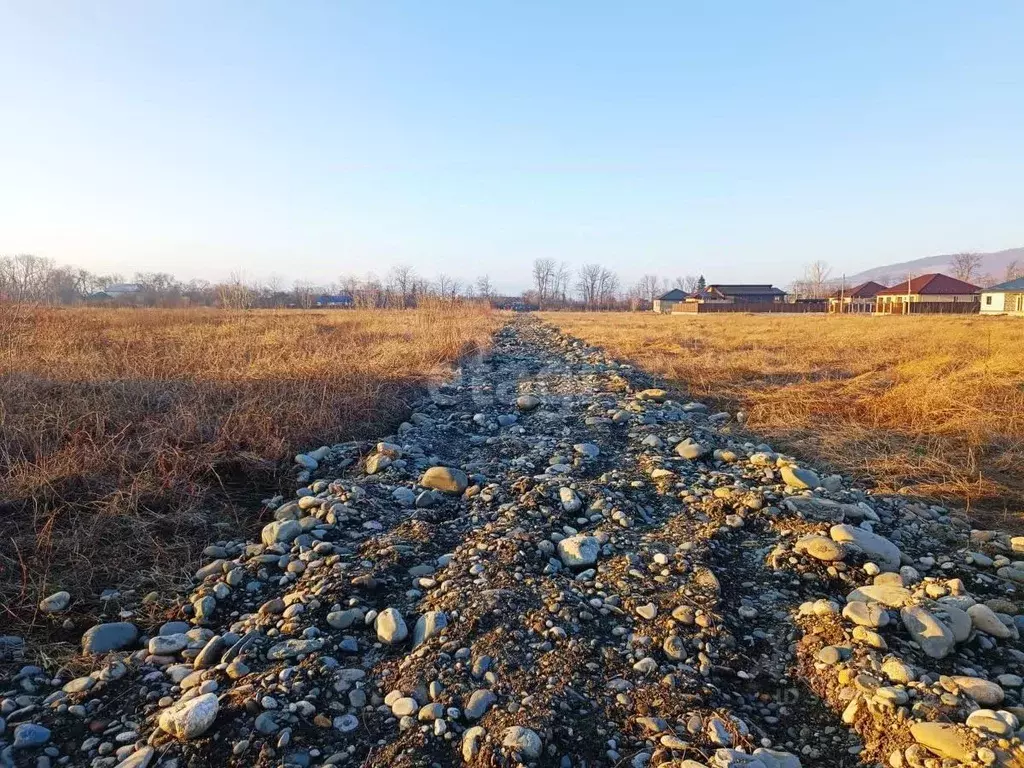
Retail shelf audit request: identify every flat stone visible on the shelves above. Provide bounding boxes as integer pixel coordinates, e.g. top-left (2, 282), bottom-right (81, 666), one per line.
top-left (502, 726), bottom-right (542, 759)
top-left (39, 591), bottom-right (71, 613)
top-left (830, 524), bottom-right (901, 571)
top-left (261, 519), bottom-right (302, 546)
top-left (910, 722), bottom-right (974, 761)
top-left (158, 693), bottom-right (220, 740)
top-left (846, 584), bottom-right (915, 608)
top-left (795, 535), bottom-right (846, 562)
top-left (968, 603), bottom-right (1012, 639)
top-left (781, 465), bottom-right (820, 489)
top-left (557, 535), bottom-right (600, 568)
top-left (82, 622), bottom-right (138, 654)
top-left (465, 689), bottom-right (496, 719)
top-left (901, 605), bottom-right (955, 659)
top-left (949, 675), bottom-right (1004, 706)
top-left (412, 611), bottom-right (447, 648)
top-left (842, 601), bottom-right (889, 628)
top-left (420, 466), bottom-right (468, 494)
top-left (13, 723), bottom-right (51, 749)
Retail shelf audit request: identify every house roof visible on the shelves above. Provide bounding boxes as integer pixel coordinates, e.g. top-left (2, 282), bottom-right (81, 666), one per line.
top-left (104, 283), bottom-right (142, 293)
top-left (706, 284), bottom-right (786, 296)
top-left (983, 277), bottom-right (1024, 292)
top-left (657, 288), bottom-right (688, 301)
top-left (874, 273), bottom-right (980, 296)
top-left (830, 280), bottom-right (888, 299)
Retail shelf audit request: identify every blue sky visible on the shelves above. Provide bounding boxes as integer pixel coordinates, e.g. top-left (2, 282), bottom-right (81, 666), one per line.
top-left (2, 1), bottom-right (1022, 292)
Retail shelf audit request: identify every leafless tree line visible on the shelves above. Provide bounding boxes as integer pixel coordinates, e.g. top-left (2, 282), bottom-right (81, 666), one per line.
top-left (0, 254), bottom-right (496, 310)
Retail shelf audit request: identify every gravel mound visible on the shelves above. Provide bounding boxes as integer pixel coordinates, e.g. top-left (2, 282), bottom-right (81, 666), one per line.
top-left (3, 317), bottom-right (1024, 768)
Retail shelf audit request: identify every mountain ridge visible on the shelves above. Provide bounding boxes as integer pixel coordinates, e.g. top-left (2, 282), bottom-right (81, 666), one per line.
top-left (839, 247), bottom-right (1024, 288)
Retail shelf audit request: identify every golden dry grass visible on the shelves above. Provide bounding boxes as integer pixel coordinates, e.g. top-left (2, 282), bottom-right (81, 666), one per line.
top-left (0, 302), bottom-right (498, 635)
top-left (543, 311), bottom-right (1024, 526)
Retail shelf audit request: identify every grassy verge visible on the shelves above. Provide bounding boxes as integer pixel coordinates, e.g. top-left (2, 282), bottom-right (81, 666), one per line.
top-left (543, 312), bottom-right (1024, 527)
top-left (0, 303), bottom-right (499, 642)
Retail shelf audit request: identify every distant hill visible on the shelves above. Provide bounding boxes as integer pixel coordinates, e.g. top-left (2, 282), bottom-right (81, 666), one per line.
top-left (842, 247), bottom-right (1024, 289)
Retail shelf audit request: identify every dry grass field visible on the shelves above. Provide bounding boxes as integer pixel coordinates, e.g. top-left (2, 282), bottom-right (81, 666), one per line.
top-left (544, 311), bottom-right (1024, 526)
top-left (0, 303), bottom-right (498, 634)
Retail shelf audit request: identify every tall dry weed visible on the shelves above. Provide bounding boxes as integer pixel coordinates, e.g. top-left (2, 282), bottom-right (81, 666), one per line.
top-left (0, 304), bottom-right (497, 635)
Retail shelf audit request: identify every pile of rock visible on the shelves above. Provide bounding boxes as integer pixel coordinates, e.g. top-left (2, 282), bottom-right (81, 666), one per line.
top-left (2, 318), bottom-right (1021, 768)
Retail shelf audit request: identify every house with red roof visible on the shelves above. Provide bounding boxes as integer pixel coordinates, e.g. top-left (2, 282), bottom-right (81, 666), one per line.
top-left (873, 273), bottom-right (980, 314)
top-left (828, 280), bottom-right (888, 314)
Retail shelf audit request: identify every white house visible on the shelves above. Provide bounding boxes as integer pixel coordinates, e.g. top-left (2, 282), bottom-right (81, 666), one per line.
top-left (980, 277), bottom-right (1024, 316)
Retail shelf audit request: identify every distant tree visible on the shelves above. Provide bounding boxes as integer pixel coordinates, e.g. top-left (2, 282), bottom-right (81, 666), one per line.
top-left (388, 265), bottom-right (419, 308)
top-left (475, 275), bottom-right (492, 299)
top-left (553, 261), bottom-right (572, 306)
top-left (532, 258), bottom-right (556, 309)
top-left (635, 274), bottom-right (661, 305)
top-left (293, 281), bottom-right (317, 309)
top-left (696, 275), bottom-right (706, 291)
top-left (950, 252), bottom-right (983, 284)
top-left (1005, 260), bottom-right (1023, 282)
top-left (794, 261), bottom-right (833, 298)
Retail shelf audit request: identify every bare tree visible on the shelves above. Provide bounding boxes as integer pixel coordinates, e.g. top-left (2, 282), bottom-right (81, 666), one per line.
top-left (553, 261), bottom-right (572, 306)
top-left (434, 273), bottom-right (461, 302)
top-left (293, 281), bottom-right (317, 309)
top-left (950, 252), bottom-right (983, 284)
top-left (217, 271), bottom-right (255, 309)
top-left (532, 258), bottom-right (556, 309)
top-left (388, 265), bottom-right (417, 308)
top-left (597, 268), bottom-right (619, 309)
top-left (576, 264), bottom-right (601, 309)
top-left (475, 275), bottom-right (492, 299)
top-left (1004, 260), bottom-right (1023, 282)
top-left (634, 274), bottom-right (660, 306)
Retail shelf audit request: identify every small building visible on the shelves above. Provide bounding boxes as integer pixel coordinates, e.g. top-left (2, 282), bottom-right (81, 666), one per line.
top-left (874, 273), bottom-right (980, 314)
top-left (315, 294), bottom-right (353, 308)
top-left (980, 277), bottom-right (1024, 316)
top-left (691, 284), bottom-right (787, 304)
top-left (104, 283), bottom-right (143, 296)
top-left (828, 281), bottom-right (887, 314)
top-left (653, 288), bottom-right (688, 313)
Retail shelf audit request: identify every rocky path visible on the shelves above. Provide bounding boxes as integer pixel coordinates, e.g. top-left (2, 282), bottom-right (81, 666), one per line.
top-left (4, 317), bottom-right (1024, 768)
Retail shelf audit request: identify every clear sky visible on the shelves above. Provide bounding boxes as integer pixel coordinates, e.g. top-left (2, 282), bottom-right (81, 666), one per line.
top-left (2, 1), bottom-right (1022, 292)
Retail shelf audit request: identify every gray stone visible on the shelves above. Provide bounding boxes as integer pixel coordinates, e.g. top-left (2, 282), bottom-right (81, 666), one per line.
top-left (557, 535), bottom-right (600, 568)
top-left (38, 591), bottom-right (71, 613)
top-left (829, 524), bottom-right (901, 571)
top-left (261, 519), bottom-right (302, 546)
top-left (158, 692), bottom-right (220, 740)
top-left (465, 689), bottom-right (496, 719)
top-left (901, 605), bottom-right (955, 659)
top-left (502, 726), bottom-right (542, 759)
top-left (13, 723), bottom-right (50, 749)
top-left (412, 611), bottom-right (448, 648)
top-left (375, 607), bottom-right (409, 644)
top-left (420, 466), bottom-right (468, 494)
top-left (780, 465), bottom-right (820, 489)
top-left (82, 622), bottom-right (138, 654)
